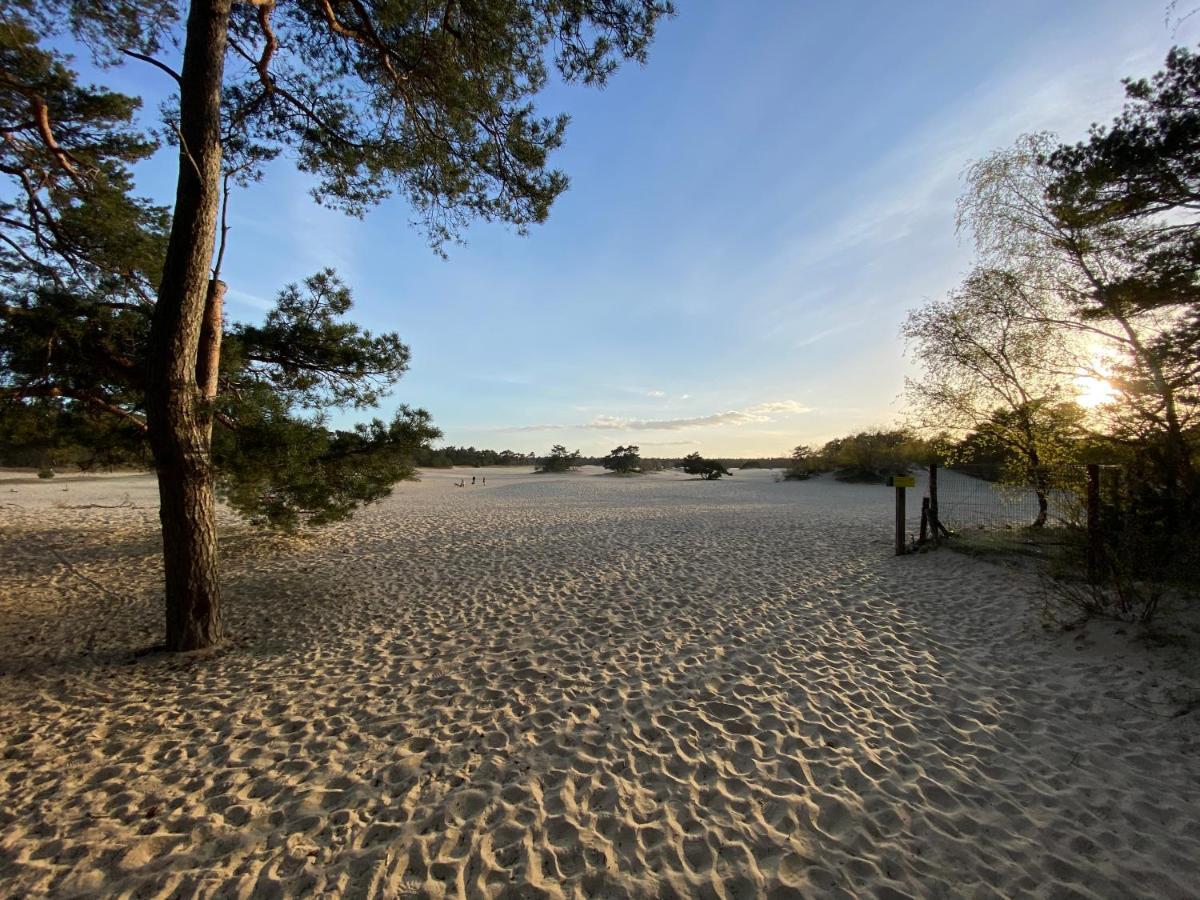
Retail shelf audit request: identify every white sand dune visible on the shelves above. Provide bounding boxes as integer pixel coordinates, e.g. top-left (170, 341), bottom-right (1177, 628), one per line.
top-left (1, 467), bottom-right (1197, 898)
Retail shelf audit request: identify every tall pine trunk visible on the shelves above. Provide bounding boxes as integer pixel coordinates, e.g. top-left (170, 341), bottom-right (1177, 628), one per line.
top-left (145, 0), bottom-right (230, 651)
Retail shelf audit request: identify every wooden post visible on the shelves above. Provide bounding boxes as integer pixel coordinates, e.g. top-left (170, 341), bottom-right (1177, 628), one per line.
top-left (895, 483), bottom-right (906, 556)
top-left (928, 463), bottom-right (939, 544)
top-left (1086, 463), bottom-right (1101, 584)
top-left (919, 496), bottom-right (929, 544)
top-left (1109, 468), bottom-right (1122, 534)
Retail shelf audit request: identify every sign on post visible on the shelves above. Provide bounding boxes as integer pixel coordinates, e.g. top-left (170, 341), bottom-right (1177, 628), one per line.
top-left (886, 474), bottom-right (915, 554)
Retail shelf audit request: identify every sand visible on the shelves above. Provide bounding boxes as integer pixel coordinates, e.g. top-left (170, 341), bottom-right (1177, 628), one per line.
top-left (1, 466), bottom-right (1197, 898)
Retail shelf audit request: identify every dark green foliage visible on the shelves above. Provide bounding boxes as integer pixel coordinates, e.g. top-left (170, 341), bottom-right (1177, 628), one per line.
top-left (410, 446), bottom-right (532, 467)
top-left (1045, 46), bottom-right (1200, 506)
top-left (1048, 46), bottom-right (1200, 315)
top-left (217, 0), bottom-right (672, 247)
top-left (602, 444), bottom-right (641, 473)
top-left (819, 430), bottom-right (926, 483)
top-left (680, 451), bottom-right (731, 480)
top-left (904, 46), bottom-right (1200, 605)
top-left (3, 0), bottom-right (673, 540)
top-left (0, 19), bottom-right (167, 289)
top-left (951, 404), bottom-right (1085, 468)
top-left (823, 431), bottom-right (903, 483)
top-left (2, 265), bottom-right (435, 528)
top-left (0, 26), bottom-right (432, 525)
top-left (1, 19), bottom-right (166, 467)
top-left (225, 270), bottom-right (411, 410)
top-left (783, 444), bottom-right (825, 480)
top-left (7, 1), bottom-right (177, 62)
top-left (2, 0), bottom-right (673, 650)
top-left (739, 458), bottom-right (790, 470)
top-left (1041, 494), bottom-right (1200, 626)
top-left (0, 398), bottom-right (147, 470)
top-left (26, 0), bottom-right (673, 249)
top-left (536, 444), bottom-right (581, 473)
top-left (214, 404), bottom-right (440, 530)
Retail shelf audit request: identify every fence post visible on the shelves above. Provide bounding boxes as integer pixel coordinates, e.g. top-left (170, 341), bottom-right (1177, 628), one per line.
top-left (1086, 463), bottom-right (1101, 584)
top-left (920, 496), bottom-right (929, 544)
top-left (1110, 468), bottom-right (1122, 534)
top-left (928, 463), bottom-right (940, 544)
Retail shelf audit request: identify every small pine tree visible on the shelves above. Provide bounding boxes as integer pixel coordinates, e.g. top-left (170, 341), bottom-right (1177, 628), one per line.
top-left (681, 452), bottom-right (732, 480)
top-left (784, 445), bottom-right (825, 480)
top-left (536, 444), bottom-right (581, 473)
top-left (602, 445), bottom-right (641, 474)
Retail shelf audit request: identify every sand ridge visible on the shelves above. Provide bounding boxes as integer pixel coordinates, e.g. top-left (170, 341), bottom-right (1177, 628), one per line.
top-left (1, 467), bottom-right (1197, 897)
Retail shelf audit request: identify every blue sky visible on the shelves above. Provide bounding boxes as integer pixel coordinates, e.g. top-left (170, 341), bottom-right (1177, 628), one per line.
top-left (80, 1), bottom-right (1196, 456)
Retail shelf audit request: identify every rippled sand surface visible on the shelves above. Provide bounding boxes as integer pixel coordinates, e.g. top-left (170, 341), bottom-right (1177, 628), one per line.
top-left (1, 467), bottom-right (1197, 898)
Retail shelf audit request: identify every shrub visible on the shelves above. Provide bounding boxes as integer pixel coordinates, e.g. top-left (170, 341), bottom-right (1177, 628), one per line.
top-left (1041, 489), bottom-right (1200, 626)
top-left (681, 452), bottom-right (732, 480)
top-left (822, 429), bottom-right (922, 483)
top-left (536, 444), bottom-right (581, 473)
top-left (783, 445), bottom-right (826, 480)
top-left (602, 445), bottom-right (641, 474)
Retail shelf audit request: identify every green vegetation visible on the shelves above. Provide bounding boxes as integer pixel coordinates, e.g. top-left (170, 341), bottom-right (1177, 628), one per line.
top-left (894, 47), bottom-right (1200, 621)
top-left (536, 445), bottom-right (582, 473)
top-left (681, 452), bottom-right (732, 480)
top-left (411, 447), bottom-right (533, 468)
top-left (602, 445), bottom-right (642, 474)
top-left (1, 0), bottom-right (671, 651)
top-left (782, 445), bottom-right (823, 480)
top-left (739, 458), bottom-right (790, 470)
top-left (784, 430), bottom-right (933, 483)
top-left (902, 268), bottom-right (1085, 524)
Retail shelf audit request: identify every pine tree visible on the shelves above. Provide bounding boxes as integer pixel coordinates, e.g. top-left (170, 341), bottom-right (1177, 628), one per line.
top-left (1, 0), bottom-right (674, 649)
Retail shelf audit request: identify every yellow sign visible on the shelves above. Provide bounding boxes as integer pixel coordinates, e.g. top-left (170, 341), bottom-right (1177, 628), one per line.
top-left (887, 475), bottom-right (916, 488)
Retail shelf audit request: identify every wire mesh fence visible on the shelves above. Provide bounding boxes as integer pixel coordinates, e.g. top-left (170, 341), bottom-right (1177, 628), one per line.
top-left (923, 463), bottom-right (1124, 558)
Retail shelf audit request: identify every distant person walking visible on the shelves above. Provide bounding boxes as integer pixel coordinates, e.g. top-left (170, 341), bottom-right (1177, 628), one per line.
top-left (472, 476), bottom-right (476, 485)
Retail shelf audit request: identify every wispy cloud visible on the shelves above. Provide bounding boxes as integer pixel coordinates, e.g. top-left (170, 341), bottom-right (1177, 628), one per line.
top-left (586, 412), bottom-right (757, 430)
top-left (225, 288), bottom-right (274, 312)
top-left (795, 321), bottom-right (860, 348)
top-left (645, 389), bottom-right (667, 398)
top-left (495, 400), bottom-right (813, 433)
top-left (743, 401), bottom-right (811, 416)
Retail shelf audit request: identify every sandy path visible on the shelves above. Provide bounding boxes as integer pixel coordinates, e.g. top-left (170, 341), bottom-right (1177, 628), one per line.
top-left (0, 467), bottom-right (1197, 898)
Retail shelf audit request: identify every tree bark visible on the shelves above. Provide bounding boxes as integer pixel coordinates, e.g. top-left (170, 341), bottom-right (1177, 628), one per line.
top-left (1024, 441), bottom-right (1048, 528)
top-left (1033, 483), bottom-right (1049, 528)
top-left (145, 0), bottom-right (231, 651)
top-left (197, 279), bottom-right (226, 409)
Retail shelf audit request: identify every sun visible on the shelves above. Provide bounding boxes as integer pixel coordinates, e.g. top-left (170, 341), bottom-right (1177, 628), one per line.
top-left (1074, 372), bottom-right (1119, 409)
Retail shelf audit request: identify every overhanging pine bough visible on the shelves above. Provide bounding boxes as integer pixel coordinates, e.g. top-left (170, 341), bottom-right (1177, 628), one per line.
top-left (14, 0), bottom-right (672, 651)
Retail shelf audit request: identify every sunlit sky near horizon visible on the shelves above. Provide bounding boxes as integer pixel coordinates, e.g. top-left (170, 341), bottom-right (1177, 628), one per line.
top-left (79, 1), bottom-right (1197, 457)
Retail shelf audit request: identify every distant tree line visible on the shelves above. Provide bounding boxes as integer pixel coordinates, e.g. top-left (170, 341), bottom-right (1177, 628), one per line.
top-left (412, 446), bottom-right (535, 468)
top-left (784, 430), bottom-right (938, 483)
top-left (523, 444), bottom-right (738, 477)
